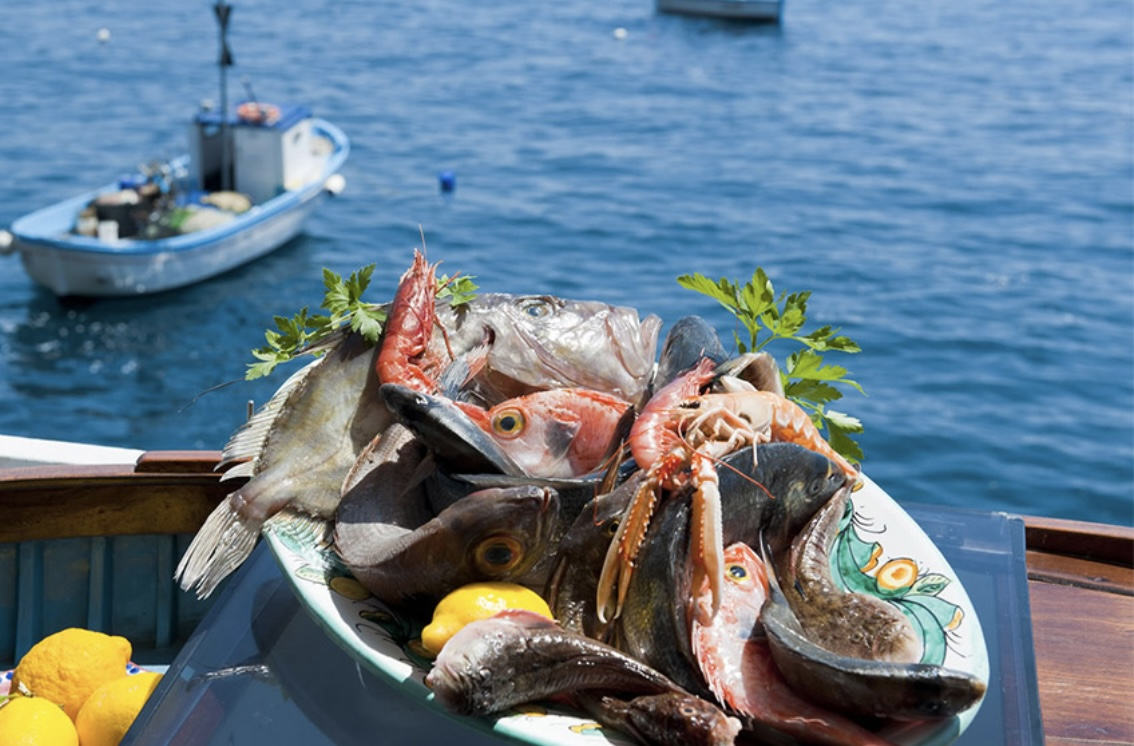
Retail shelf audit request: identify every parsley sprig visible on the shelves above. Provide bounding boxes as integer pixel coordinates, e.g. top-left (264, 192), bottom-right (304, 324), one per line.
top-left (677, 268), bottom-right (865, 463)
top-left (246, 263), bottom-right (478, 380)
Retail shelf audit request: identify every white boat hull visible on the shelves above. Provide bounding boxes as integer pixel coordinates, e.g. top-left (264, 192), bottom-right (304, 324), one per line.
top-left (7, 119), bottom-right (348, 298)
top-left (657, 0), bottom-right (782, 21)
top-left (17, 189), bottom-right (322, 297)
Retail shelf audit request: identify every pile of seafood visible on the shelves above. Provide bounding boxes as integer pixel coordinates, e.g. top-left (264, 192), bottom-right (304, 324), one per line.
top-left (176, 252), bottom-right (987, 746)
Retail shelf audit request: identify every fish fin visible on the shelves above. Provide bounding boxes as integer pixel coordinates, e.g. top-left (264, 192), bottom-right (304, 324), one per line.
top-left (175, 497), bottom-right (262, 599)
top-left (220, 460), bottom-right (257, 480)
top-left (757, 531), bottom-right (783, 596)
top-left (217, 356), bottom-right (322, 471)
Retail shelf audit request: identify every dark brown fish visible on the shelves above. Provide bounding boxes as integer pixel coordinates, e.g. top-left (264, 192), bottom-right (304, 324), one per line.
top-left (776, 490), bottom-right (922, 663)
top-left (545, 471), bottom-right (642, 641)
top-left (426, 609), bottom-right (687, 717)
top-left (651, 315), bottom-right (728, 396)
top-left (334, 482), bottom-right (559, 608)
top-left (761, 563), bottom-right (987, 721)
top-left (573, 690), bottom-right (741, 746)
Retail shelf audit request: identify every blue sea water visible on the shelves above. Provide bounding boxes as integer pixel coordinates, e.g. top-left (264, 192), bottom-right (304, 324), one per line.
top-left (0, 0), bottom-right (1130, 527)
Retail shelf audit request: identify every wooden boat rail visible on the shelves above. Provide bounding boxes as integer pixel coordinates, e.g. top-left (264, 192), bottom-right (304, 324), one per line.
top-left (0, 451), bottom-right (1130, 743)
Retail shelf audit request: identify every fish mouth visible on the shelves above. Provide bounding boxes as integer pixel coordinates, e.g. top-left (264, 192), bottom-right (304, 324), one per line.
top-left (380, 383), bottom-right (522, 475)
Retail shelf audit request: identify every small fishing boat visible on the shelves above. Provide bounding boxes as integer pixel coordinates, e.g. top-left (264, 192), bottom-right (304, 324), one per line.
top-left (1, 440), bottom-right (1130, 744)
top-left (0, 2), bottom-right (349, 299)
top-left (656, 0), bottom-right (783, 23)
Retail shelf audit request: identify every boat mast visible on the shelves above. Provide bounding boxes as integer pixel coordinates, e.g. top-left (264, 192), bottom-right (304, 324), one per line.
top-left (214, 0), bottom-right (234, 192)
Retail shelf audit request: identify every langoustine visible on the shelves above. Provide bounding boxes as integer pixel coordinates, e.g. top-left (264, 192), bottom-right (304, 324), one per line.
top-left (597, 355), bottom-right (860, 624)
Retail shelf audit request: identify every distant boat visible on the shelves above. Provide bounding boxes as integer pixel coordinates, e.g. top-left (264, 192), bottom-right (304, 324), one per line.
top-left (0, 2), bottom-right (349, 298)
top-left (656, 0), bottom-right (783, 22)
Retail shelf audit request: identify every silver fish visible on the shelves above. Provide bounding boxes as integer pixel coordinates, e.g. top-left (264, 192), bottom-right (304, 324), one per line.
top-left (176, 288), bottom-right (661, 598)
top-left (458, 293), bottom-right (661, 407)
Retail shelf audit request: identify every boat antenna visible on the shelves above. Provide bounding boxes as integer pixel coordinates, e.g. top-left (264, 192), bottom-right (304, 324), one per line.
top-left (241, 75), bottom-right (259, 107)
top-left (214, 0), bottom-right (234, 191)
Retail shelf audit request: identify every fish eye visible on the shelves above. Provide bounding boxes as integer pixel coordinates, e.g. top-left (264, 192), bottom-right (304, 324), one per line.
top-left (519, 298), bottom-right (553, 318)
top-left (605, 519), bottom-right (620, 537)
top-left (727, 563), bottom-right (748, 582)
top-left (474, 536), bottom-right (525, 576)
top-left (809, 475), bottom-right (831, 496)
top-left (492, 409), bottom-right (525, 438)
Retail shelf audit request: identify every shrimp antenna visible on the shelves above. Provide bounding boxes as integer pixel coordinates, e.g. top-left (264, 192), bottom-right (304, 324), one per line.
top-left (702, 448), bottom-right (778, 501)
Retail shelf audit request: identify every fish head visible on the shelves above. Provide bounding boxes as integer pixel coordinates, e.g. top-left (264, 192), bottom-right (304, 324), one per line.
top-left (599, 692), bottom-right (742, 746)
top-left (446, 485), bottom-right (561, 583)
top-left (692, 542), bottom-right (768, 629)
top-left (481, 389), bottom-right (631, 478)
top-left (380, 383), bottom-right (524, 475)
top-left (426, 609), bottom-right (560, 716)
top-left (445, 293), bottom-right (661, 405)
top-left (717, 443), bottom-right (853, 555)
top-left (652, 315), bottom-right (728, 394)
top-left (482, 395), bottom-right (582, 478)
top-left (383, 381), bottom-right (630, 480)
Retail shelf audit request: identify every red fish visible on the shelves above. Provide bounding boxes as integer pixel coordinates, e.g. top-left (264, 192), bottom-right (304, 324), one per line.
top-left (458, 387), bottom-right (631, 478)
top-left (691, 542), bottom-right (897, 746)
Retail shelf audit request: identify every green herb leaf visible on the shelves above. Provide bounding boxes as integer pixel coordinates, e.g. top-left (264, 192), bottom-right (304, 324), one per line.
top-left (438, 274), bottom-right (479, 306)
top-left (245, 262), bottom-right (475, 381)
top-left (679, 268), bottom-right (866, 463)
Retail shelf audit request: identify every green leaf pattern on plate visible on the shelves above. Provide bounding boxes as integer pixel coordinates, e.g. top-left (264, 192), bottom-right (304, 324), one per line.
top-left (831, 498), bottom-right (966, 666)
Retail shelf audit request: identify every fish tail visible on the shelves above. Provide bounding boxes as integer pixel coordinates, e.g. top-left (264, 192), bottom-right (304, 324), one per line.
top-left (175, 497), bottom-right (262, 599)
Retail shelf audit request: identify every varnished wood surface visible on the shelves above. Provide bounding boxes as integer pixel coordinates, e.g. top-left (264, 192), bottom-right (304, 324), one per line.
top-left (1024, 516), bottom-right (1134, 746)
top-left (0, 451), bottom-right (1131, 742)
top-left (0, 451), bottom-right (229, 542)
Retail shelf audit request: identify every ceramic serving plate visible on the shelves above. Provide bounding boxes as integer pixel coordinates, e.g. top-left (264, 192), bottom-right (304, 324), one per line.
top-left (263, 473), bottom-right (989, 746)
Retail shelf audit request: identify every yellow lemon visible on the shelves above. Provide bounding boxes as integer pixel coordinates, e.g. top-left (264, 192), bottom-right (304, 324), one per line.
top-left (11, 628), bottom-right (132, 721)
top-left (0, 695), bottom-right (79, 746)
top-left (421, 581), bottom-right (553, 656)
top-left (75, 671), bottom-right (163, 746)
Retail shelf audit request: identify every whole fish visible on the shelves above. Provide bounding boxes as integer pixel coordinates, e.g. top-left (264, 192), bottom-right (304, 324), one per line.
top-left (776, 491), bottom-right (921, 664)
top-left (691, 542), bottom-right (898, 746)
top-left (573, 690), bottom-right (740, 746)
top-left (177, 270), bottom-right (661, 598)
top-left (177, 330), bottom-right (386, 598)
top-left (760, 566), bottom-right (987, 721)
top-left (615, 443), bottom-right (852, 697)
top-left (334, 481), bottom-right (558, 608)
top-left (426, 609), bottom-right (687, 717)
